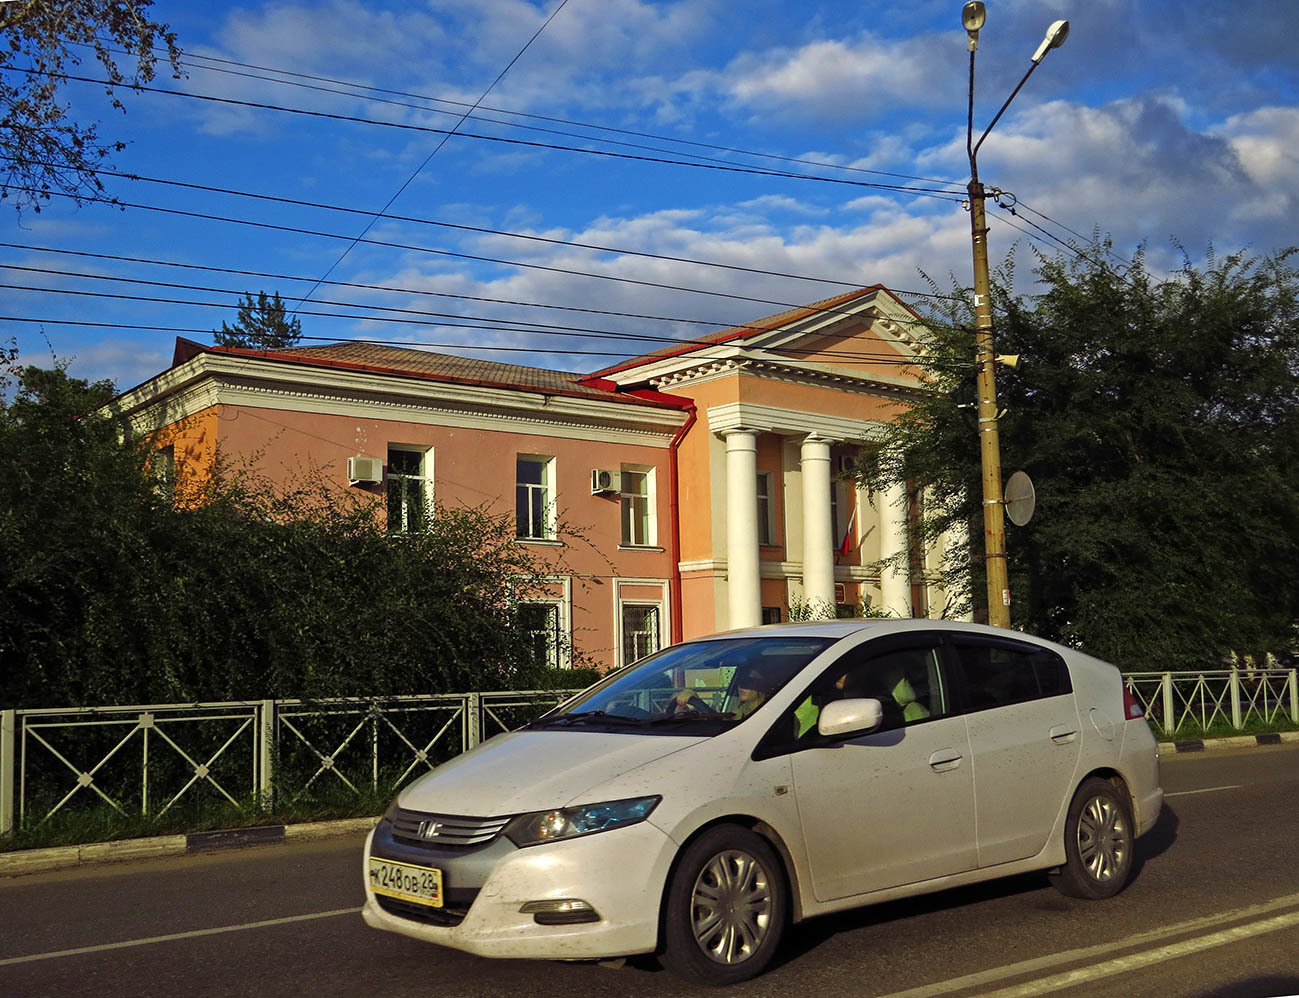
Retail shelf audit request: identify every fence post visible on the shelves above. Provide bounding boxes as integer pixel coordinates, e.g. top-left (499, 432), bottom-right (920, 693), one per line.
top-left (465, 693), bottom-right (481, 750)
top-left (1230, 670), bottom-right (1243, 730)
top-left (258, 700), bottom-right (275, 811)
top-left (1162, 674), bottom-right (1175, 737)
top-left (1290, 670), bottom-right (1298, 725)
top-left (1, 710), bottom-right (14, 838)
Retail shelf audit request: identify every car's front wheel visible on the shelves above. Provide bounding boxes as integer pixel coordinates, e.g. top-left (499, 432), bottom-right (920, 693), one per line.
top-left (1050, 776), bottom-right (1135, 899)
top-left (660, 824), bottom-right (788, 985)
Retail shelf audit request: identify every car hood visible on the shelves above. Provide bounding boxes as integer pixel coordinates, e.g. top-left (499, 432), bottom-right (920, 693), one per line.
top-left (397, 729), bottom-right (705, 816)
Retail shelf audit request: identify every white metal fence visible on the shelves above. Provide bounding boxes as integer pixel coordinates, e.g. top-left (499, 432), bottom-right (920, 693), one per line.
top-left (4, 671), bottom-right (1298, 838)
top-left (0, 691), bottom-right (578, 838)
top-left (1125, 669), bottom-right (1298, 737)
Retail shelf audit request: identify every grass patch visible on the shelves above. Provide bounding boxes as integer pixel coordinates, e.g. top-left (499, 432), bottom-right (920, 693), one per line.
top-left (0, 784), bottom-right (391, 853)
top-left (1151, 714), bottom-right (1299, 742)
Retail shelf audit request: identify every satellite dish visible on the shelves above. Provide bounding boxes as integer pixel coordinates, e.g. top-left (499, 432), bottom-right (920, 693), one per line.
top-left (1004, 471), bottom-right (1036, 526)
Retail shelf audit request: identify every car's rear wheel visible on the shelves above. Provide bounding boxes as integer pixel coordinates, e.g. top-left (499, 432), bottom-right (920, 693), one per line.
top-left (1050, 776), bottom-right (1134, 899)
top-left (660, 824), bottom-right (787, 985)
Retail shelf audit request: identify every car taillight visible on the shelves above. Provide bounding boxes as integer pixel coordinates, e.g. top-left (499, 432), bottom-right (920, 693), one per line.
top-left (1123, 686), bottom-right (1145, 720)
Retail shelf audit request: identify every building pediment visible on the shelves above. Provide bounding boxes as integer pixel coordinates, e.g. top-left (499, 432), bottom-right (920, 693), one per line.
top-left (591, 286), bottom-right (930, 392)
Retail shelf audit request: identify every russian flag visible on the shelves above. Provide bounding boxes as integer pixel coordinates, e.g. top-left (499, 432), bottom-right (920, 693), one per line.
top-left (837, 504), bottom-right (858, 557)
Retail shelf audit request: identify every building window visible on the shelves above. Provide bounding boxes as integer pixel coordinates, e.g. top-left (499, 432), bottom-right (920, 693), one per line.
top-left (756, 472), bottom-right (775, 546)
top-left (516, 455), bottom-right (556, 540)
top-left (518, 602), bottom-right (562, 669)
top-left (387, 447), bottom-right (431, 534)
top-left (620, 467), bottom-right (654, 546)
top-left (621, 604), bottom-right (660, 665)
top-left (761, 606), bottom-right (782, 625)
top-left (151, 445), bottom-right (175, 501)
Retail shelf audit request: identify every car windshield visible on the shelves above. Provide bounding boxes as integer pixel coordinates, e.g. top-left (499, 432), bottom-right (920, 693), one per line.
top-left (532, 635), bottom-right (835, 734)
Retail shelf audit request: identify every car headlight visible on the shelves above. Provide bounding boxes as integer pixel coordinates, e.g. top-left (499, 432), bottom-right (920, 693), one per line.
top-left (504, 796), bottom-right (661, 848)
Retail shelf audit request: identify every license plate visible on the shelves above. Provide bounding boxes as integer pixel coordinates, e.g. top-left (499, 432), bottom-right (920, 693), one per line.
top-left (369, 857), bottom-right (443, 908)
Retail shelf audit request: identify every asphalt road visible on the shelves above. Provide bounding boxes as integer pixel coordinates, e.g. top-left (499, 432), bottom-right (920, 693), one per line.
top-left (2, 745), bottom-right (1298, 998)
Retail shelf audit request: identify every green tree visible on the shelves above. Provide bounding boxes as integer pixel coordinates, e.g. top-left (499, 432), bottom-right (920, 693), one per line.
top-left (868, 245), bottom-right (1299, 671)
top-left (0, 362), bottom-right (582, 707)
top-left (213, 291), bottom-right (304, 350)
top-left (0, 0), bottom-right (181, 215)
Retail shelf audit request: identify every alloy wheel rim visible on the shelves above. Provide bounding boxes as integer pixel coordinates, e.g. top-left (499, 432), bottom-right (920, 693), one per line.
top-left (1077, 795), bottom-right (1129, 882)
top-left (690, 848), bottom-right (773, 964)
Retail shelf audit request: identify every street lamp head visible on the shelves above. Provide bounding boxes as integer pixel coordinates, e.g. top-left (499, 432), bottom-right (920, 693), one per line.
top-left (962, 1), bottom-right (986, 51)
top-left (1031, 19), bottom-right (1070, 63)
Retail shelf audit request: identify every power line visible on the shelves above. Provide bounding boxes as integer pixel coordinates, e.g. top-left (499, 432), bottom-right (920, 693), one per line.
top-left (295, 0), bottom-right (575, 315)
top-left (64, 162), bottom-right (962, 300)
top-left (9, 183), bottom-right (966, 320)
top-left (0, 275), bottom-right (946, 366)
top-left (96, 41), bottom-right (965, 190)
top-left (1, 241), bottom-right (964, 339)
top-left (0, 315), bottom-right (962, 369)
top-left (172, 51), bottom-right (967, 191)
top-left (19, 67), bottom-right (969, 201)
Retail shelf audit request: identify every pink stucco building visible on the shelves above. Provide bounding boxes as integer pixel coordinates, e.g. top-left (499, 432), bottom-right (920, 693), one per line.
top-left (114, 286), bottom-right (967, 672)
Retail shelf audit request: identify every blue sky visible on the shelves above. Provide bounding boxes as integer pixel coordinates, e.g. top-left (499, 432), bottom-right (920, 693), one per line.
top-left (5, 0), bottom-right (1298, 390)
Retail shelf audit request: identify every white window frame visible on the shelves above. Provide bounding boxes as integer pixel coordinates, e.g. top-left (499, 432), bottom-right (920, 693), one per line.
top-left (516, 454), bottom-right (557, 541)
top-left (519, 601), bottom-right (563, 669)
top-left (510, 576), bottom-right (572, 668)
top-left (613, 578), bottom-right (669, 669)
top-left (619, 465), bottom-right (656, 547)
top-left (386, 445), bottom-right (432, 534)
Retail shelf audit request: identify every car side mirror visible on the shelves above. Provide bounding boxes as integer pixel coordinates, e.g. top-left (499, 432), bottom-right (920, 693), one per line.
top-left (818, 698), bottom-right (884, 738)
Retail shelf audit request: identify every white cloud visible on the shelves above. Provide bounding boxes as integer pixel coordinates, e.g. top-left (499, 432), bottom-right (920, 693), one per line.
top-left (662, 28), bottom-right (965, 121)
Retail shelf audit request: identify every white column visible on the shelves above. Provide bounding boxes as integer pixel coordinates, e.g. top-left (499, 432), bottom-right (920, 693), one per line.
top-left (724, 429), bottom-right (762, 629)
top-left (879, 480), bottom-right (912, 617)
top-left (800, 435), bottom-right (835, 617)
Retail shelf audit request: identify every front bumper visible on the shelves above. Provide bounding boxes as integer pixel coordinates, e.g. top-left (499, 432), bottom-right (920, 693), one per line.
top-left (362, 818), bottom-right (676, 960)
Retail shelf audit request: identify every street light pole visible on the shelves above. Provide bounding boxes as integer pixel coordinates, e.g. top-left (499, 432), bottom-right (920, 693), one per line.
top-left (961, 4), bottom-right (1068, 628)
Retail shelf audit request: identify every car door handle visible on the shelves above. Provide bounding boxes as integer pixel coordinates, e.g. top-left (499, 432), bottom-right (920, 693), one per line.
top-left (1049, 725), bottom-right (1079, 744)
top-left (928, 749), bottom-right (963, 772)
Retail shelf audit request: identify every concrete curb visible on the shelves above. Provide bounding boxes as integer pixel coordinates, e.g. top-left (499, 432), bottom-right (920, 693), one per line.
top-left (0, 816), bottom-right (378, 879)
top-left (1158, 730), bottom-right (1299, 753)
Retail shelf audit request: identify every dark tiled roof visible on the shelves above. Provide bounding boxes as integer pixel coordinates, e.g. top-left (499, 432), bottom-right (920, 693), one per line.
top-left (184, 338), bottom-right (658, 404)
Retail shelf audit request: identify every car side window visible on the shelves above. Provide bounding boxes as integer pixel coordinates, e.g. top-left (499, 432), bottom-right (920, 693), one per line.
top-left (950, 641), bottom-right (1072, 711)
top-left (791, 643), bottom-right (948, 739)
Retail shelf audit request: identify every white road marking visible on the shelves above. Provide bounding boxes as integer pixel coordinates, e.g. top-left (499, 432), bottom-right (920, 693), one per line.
top-left (0, 906), bottom-right (362, 967)
top-left (879, 892), bottom-right (1299, 998)
top-left (1165, 785), bottom-right (1242, 797)
top-left (975, 909), bottom-right (1299, 998)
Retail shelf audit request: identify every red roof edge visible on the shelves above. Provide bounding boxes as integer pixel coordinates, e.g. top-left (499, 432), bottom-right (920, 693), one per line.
top-left (624, 387), bottom-right (694, 409)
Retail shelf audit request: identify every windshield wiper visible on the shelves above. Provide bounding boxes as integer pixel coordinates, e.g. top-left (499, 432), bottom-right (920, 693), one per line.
top-left (647, 710), bottom-right (735, 725)
top-left (530, 710), bottom-right (644, 728)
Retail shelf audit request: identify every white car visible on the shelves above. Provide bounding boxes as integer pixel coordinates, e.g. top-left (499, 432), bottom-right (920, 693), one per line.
top-left (362, 619), bottom-right (1162, 985)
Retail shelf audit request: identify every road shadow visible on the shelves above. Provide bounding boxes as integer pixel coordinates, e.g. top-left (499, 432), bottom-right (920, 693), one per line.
top-left (777, 869), bottom-right (1049, 966)
top-left (1131, 801), bottom-right (1179, 877)
top-left (778, 802), bottom-right (1181, 969)
top-left (1203, 976), bottom-right (1299, 997)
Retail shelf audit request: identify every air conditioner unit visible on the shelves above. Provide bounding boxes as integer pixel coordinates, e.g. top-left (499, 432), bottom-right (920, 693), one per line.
top-left (591, 468), bottom-right (622, 494)
top-left (836, 455), bottom-right (856, 475)
top-left (348, 455), bottom-right (383, 484)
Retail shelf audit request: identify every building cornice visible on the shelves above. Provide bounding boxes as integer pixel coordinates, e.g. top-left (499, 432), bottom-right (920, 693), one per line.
top-left (111, 353), bottom-right (687, 445)
top-left (706, 402), bottom-right (889, 443)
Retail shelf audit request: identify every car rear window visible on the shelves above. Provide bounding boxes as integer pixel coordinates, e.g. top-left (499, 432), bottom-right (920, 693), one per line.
top-left (951, 641), bottom-right (1072, 711)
